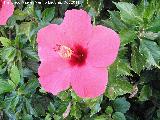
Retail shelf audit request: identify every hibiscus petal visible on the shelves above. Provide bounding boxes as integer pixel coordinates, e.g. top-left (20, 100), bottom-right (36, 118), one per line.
top-left (38, 61), bottom-right (71, 95)
top-left (61, 9), bottom-right (92, 46)
top-left (37, 24), bottom-right (67, 62)
top-left (71, 65), bottom-right (108, 98)
top-left (87, 25), bottom-right (120, 67)
top-left (0, 0), bottom-right (14, 25)
top-left (37, 24), bottom-right (64, 49)
top-left (38, 46), bottom-right (58, 62)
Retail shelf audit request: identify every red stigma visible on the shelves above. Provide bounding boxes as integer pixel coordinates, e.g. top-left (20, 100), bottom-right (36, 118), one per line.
top-left (69, 45), bottom-right (87, 67)
top-left (0, 0), bottom-right (4, 9)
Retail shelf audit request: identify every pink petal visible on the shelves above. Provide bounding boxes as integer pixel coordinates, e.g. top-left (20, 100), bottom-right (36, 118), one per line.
top-left (61, 9), bottom-right (92, 47)
top-left (37, 24), bottom-right (64, 49)
top-left (38, 45), bottom-right (59, 62)
top-left (38, 60), bottom-right (71, 95)
top-left (71, 65), bottom-right (108, 98)
top-left (37, 24), bottom-right (67, 62)
top-left (0, 0), bottom-right (14, 25)
top-left (87, 25), bottom-right (120, 67)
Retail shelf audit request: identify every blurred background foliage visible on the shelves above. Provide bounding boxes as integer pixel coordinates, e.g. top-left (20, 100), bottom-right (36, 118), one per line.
top-left (0, 0), bottom-right (160, 119)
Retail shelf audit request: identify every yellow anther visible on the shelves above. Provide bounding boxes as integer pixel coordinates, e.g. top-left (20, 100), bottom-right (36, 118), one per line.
top-left (57, 45), bottom-right (73, 59)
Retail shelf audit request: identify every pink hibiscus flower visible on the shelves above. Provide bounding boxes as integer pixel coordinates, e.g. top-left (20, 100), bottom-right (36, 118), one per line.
top-left (37, 9), bottom-right (120, 98)
top-left (0, 0), bottom-right (14, 25)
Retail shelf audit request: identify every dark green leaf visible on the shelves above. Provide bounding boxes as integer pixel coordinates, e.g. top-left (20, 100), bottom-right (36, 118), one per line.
top-left (109, 59), bottom-right (132, 77)
top-left (147, 17), bottom-right (160, 32)
top-left (105, 79), bottom-right (132, 100)
top-left (113, 97), bottom-right (130, 113)
top-left (105, 106), bottom-right (113, 114)
top-left (139, 85), bottom-right (152, 101)
top-left (112, 112), bottom-right (126, 120)
top-left (157, 109), bottom-right (160, 118)
top-left (140, 39), bottom-right (160, 69)
top-left (142, 32), bottom-right (160, 40)
top-left (131, 45), bottom-right (146, 74)
top-left (84, 96), bottom-right (103, 116)
top-left (42, 7), bottom-right (55, 23)
top-left (23, 114), bottom-right (33, 120)
top-left (120, 29), bottom-right (137, 46)
top-left (107, 11), bottom-right (127, 31)
top-left (114, 2), bottom-right (142, 24)
top-left (22, 47), bottom-right (39, 61)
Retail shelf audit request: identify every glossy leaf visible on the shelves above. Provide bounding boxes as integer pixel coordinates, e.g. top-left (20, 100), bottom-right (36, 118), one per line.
top-left (10, 65), bottom-right (21, 87)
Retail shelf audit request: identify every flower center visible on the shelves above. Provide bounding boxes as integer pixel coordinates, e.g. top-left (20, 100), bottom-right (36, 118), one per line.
top-left (0, 0), bottom-right (4, 9)
top-left (70, 45), bottom-right (87, 66)
top-left (54, 44), bottom-right (87, 67)
top-left (54, 44), bottom-right (73, 59)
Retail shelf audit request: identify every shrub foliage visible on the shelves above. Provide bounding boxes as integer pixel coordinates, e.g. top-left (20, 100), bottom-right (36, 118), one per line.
top-left (0, 0), bottom-right (160, 119)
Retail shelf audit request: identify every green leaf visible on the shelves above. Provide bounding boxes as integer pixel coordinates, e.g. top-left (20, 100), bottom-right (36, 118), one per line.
top-left (139, 39), bottom-right (160, 69)
top-left (23, 114), bottom-right (33, 120)
top-left (105, 79), bottom-right (132, 100)
top-left (35, 10), bottom-right (42, 21)
top-left (52, 18), bottom-right (63, 25)
top-left (45, 113), bottom-right (52, 120)
top-left (157, 109), bottom-right (160, 118)
top-left (4, 95), bottom-right (19, 112)
top-left (109, 59), bottom-right (132, 77)
top-left (105, 106), bottom-right (113, 114)
top-left (114, 2), bottom-right (142, 25)
top-left (85, 0), bottom-right (104, 17)
top-left (53, 115), bottom-right (61, 120)
top-left (18, 78), bottom-right (39, 95)
top-left (25, 98), bottom-right (37, 116)
top-left (8, 80), bottom-right (16, 89)
top-left (90, 103), bottom-right (101, 116)
top-left (0, 79), bottom-right (13, 94)
top-left (0, 64), bottom-right (7, 74)
top-left (16, 22), bottom-right (32, 39)
top-left (48, 102), bottom-right (56, 113)
top-left (107, 11), bottom-right (127, 31)
top-left (94, 115), bottom-right (110, 120)
top-left (139, 85), bottom-right (152, 101)
top-left (42, 7), bottom-right (55, 23)
top-left (131, 45), bottom-right (146, 74)
top-left (70, 103), bottom-right (82, 119)
top-left (112, 112), bottom-right (126, 120)
top-left (22, 47), bottom-right (39, 61)
top-left (147, 17), bottom-right (160, 32)
top-left (142, 32), bottom-right (160, 40)
top-left (83, 96), bottom-right (103, 116)
top-left (10, 65), bottom-right (21, 87)
top-left (71, 90), bottom-right (81, 102)
top-left (23, 4), bottom-right (34, 15)
top-left (113, 97), bottom-right (130, 113)
top-left (141, 0), bottom-right (160, 25)
top-left (13, 9), bottom-right (28, 20)
top-left (120, 29), bottom-right (137, 46)
top-left (23, 68), bottom-right (33, 77)
top-left (0, 37), bottom-right (11, 47)
top-left (1, 47), bottom-right (16, 62)
top-left (58, 91), bottom-right (70, 101)
top-left (105, 58), bottom-right (132, 100)
top-left (7, 16), bottom-right (16, 28)
top-left (24, 77), bottom-right (39, 94)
